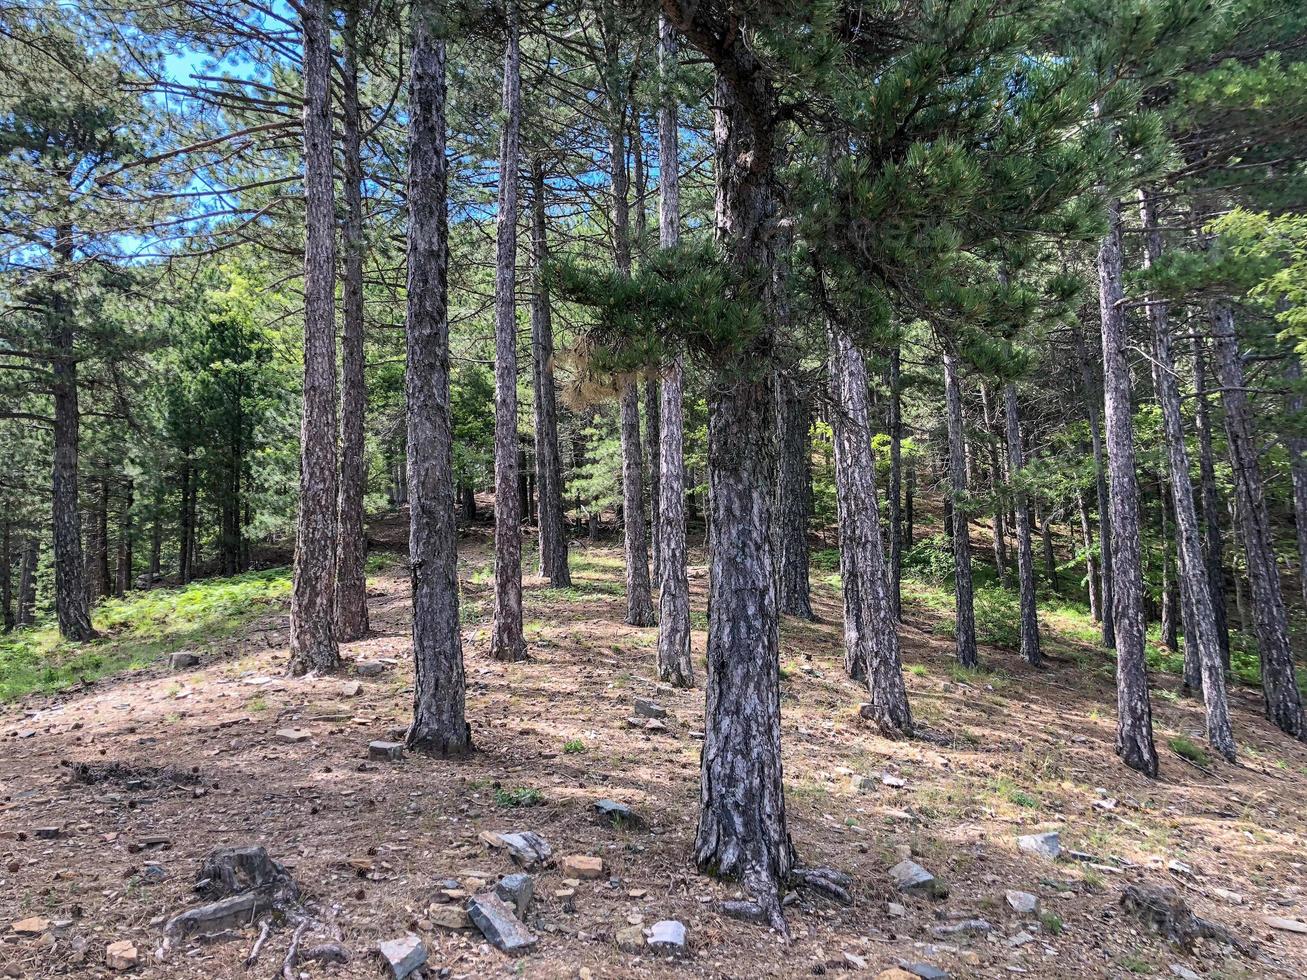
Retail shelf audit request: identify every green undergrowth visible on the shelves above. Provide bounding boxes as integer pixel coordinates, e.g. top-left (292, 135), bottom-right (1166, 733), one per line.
top-left (0, 567), bottom-right (292, 702)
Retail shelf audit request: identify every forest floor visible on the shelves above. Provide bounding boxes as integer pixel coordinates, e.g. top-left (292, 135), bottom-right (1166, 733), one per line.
top-left (3, 514), bottom-right (1307, 979)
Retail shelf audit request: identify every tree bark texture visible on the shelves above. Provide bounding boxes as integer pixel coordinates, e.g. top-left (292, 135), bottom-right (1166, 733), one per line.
top-left (942, 346), bottom-right (978, 668)
top-left (289, 0), bottom-right (341, 674)
top-left (529, 158), bottom-right (570, 587)
top-left (1004, 383), bottom-right (1041, 666)
top-left (403, 2), bottom-right (469, 754)
top-left (335, 0), bottom-right (370, 642)
top-left (829, 324), bottom-right (912, 734)
top-left (490, 0), bottom-right (527, 662)
top-left (1211, 302), bottom-right (1305, 738)
top-left (1097, 200), bottom-right (1158, 776)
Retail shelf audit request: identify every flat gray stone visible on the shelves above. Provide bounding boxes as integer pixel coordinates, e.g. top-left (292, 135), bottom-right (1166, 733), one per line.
top-left (929, 917), bottom-right (991, 937)
top-left (368, 740), bottom-right (405, 762)
top-left (170, 652), bottom-right (200, 669)
top-left (633, 697), bottom-right (667, 719)
top-left (903, 963), bottom-right (950, 979)
top-left (498, 831), bottom-right (551, 869)
top-left (1005, 889), bottom-right (1039, 914)
top-left (1017, 831), bottom-right (1061, 860)
top-left (467, 892), bottom-right (537, 955)
top-left (1169, 965), bottom-right (1201, 980)
top-left (164, 893), bottom-right (269, 938)
top-left (593, 799), bottom-right (633, 824)
top-left (495, 873), bottom-right (534, 917)
top-left (378, 933), bottom-right (427, 979)
top-left (890, 859), bottom-right (936, 892)
top-left (646, 919), bottom-right (687, 955)
top-left (355, 661), bottom-right (386, 677)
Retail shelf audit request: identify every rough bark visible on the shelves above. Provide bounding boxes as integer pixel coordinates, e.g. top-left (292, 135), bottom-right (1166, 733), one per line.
top-left (1003, 383), bottom-right (1041, 666)
top-left (334, 0), bottom-right (370, 642)
top-left (1074, 324), bottom-right (1116, 648)
top-left (288, 0), bottom-right (341, 675)
top-left (774, 370), bottom-right (814, 620)
top-left (888, 348), bottom-right (904, 621)
top-left (17, 538), bottom-right (37, 626)
top-left (655, 16), bottom-right (692, 687)
top-left (1192, 341), bottom-right (1231, 670)
top-left (529, 158), bottom-right (570, 587)
top-left (490, 0), bottom-right (527, 662)
top-left (942, 346), bottom-right (978, 668)
top-left (829, 324), bottom-right (912, 734)
top-left (403, 1), bottom-right (469, 755)
top-left (1211, 302), bottom-right (1305, 738)
top-left (1097, 199), bottom-right (1158, 776)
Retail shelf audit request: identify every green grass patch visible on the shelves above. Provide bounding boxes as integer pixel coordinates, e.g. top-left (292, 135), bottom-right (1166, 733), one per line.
top-left (1168, 735), bottom-right (1211, 767)
top-left (0, 567), bottom-right (292, 702)
top-left (494, 786), bottom-right (545, 808)
top-left (563, 738), bottom-right (586, 754)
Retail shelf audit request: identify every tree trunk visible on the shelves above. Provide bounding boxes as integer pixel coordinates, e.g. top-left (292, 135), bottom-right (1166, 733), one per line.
top-left (1039, 503), bottom-right (1058, 590)
top-left (1158, 485), bottom-right (1179, 652)
top-left (1, 507), bottom-right (12, 631)
top-left (1097, 199), bottom-right (1158, 776)
top-left (288, 0), bottom-right (341, 675)
top-left (829, 324), bottom-right (912, 733)
top-left (1211, 302), bottom-right (1305, 738)
top-left (334, 0), bottom-right (370, 642)
top-left (1077, 489), bottom-right (1100, 623)
top-left (1193, 340), bottom-right (1230, 670)
top-left (1074, 324), bottom-right (1116, 648)
top-left (942, 345), bottom-right (978, 668)
top-left (904, 460), bottom-right (914, 549)
top-left (1284, 357), bottom-right (1307, 611)
top-left (646, 377), bottom-right (661, 580)
top-left (149, 483), bottom-right (162, 580)
top-left (490, 0), bottom-right (527, 662)
top-left (774, 370), bottom-right (814, 620)
top-left (529, 158), bottom-right (570, 587)
top-left (403, 3), bottom-right (469, 755)
top-left (17, 538), bottom-right (38, 626)
top-left (115, 480), bottom-right (132, 595)
top-left (655, 17), bottom-right (692, 687)
top-left (1004, 383), bottom-right (1041, 666)
top-left (980, 385), bottom-right (1010, 589)
top-left (178, 459), bottom-right (193, 584)
top-left (888, 348), bottom-right (904, 621)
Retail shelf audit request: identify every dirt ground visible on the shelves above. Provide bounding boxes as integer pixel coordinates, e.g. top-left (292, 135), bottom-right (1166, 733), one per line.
top-left (3, 522), bottom-right (1307, 979)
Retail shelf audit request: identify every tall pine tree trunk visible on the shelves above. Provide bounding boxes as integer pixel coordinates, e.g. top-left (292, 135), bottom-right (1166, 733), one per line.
top-left (115, 480), bottom-right (132, 595)
top-left (178, 458), bottom-right (193, 584)
top-left (1004, 383), bottom-right (1041, 666)
top-left (942, 345), bottom-right (978, 668)
top-left (1, 507), bottom-right (12, 631)
top-left (1077, 489), bottom-right (1100, 623)
top-left (490, 0), bottom-right (527, 661)
top-left (403, 2), bottom-right (469, 755)
top-left (829, 324), bottom-right (912, 733)
top-left (1097, 199), bottom-right (1157, 776)
top-left (529, 158), bottom-right (570, 587)
top-left (1284, 357), bottom-right (1307, 611)
top-left (288, 0), bottom-right (341, 674)
top-left (86, 476), bottom-right (109, 603)
top-left (17, 537), bottom-right (37, 626)
top-left (888, 347), bottom-right (904, 621)
top-left (335, 0), bottom-right (370, 642)
top-left (1074, 324), bottom-right (1115, 648)
top-left (980, 384), bottom-right (1010, 588)
top-left (646, 377), bottom-right (661, 580)
top-left (774, 370), bottom-right (814, 620)
top-left (1193, 340), bottom-right (1231, 670)
top-left (655, 17), bottom-right (691, 686)
top-left (1211, 303), bottom-right (1305, 738)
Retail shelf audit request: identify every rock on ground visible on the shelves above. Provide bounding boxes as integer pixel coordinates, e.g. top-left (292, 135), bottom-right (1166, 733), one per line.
top-left (378, 933), bottom-right (427, 980)
top-left (467, 892), bottom-right (537, 955)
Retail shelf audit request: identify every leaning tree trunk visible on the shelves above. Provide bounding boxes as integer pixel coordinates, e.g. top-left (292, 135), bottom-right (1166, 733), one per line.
top-left (288, 0), bottom-right (341, 675)
top-left (403, 2), bottom-right (469, 755)
top-left (334, 0), bottom-right (370, 642)
top-left (1074, 324), bottom-right (1116, 648)
top-left (1193, 340), bottom-right (1231, 671)
top-left (829, 324), bottom-right (912, 734)
top-left (529, 158), bottom-right (570, 587)
top-left (490, 0), bottom-right (527, 661)
top-left (1003, 383), bottom-right (1041, 666)
top-left (888, 347), bottom-right (904, 621)
top-left (1097, 199), bottom-right (1158, 777)
top-left (774, 369), bottom-right (814, 620)
top-left (17, 538), bottom-right (37, 626)
top-left (1211, 302), bottom-right (1305, 738)
top-left (655, 17), bottom-right (692, 687)
top-left (941, 345), bottom-right (978, 668)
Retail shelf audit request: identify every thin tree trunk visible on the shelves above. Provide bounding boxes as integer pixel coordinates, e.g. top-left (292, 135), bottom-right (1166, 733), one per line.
top-left (1158, 484), bottom-right (1179, 652)
top-left (1039, 503), bottom-right (1058, 590)
top-left (490, 0), bottom-right (527, 661)
top-left (1211, 302), bottom-right (1305, 738)
top-left (904, 460), bottom-right (914, 549)
top-left (1193, 340), bottom-right (1230, 670)
top-left (888, 347), bottom-right (904, 621)
top-left (17, 538), bottom-right (38, 626)
top-left (829, 324), bottom-right (912, 733)
top-left (1074, 324), bottom-right (1116, 648)
top-left (1097, 199), bottom-right (1158, 776)
top-left (529, 158), bottom-right (570, 587)
top-left (774, 370), bottom-right (814, 620)
top-left (1004, 383), bottom-right (1041, 666)
top-left (655, 16), bottom-right (691, 687)
top-left (1284, 357), bottom-right (1307, 611)
top-left (1077, 489), bottom-right (1100, 622)
top-left (403, 3), bottom-right (469, 755)
top-left (178, 459), bottom-right (193, 585)
top-left (0, 507), bottom-right (12, 631)
top-left (980, 385), bottom-right (1010, 589)
top-left (149, 483), bottom-right (162, 581)
top-left (942, 345), bottom-right (978, 668)
top-left (335, 0), bottom-right (370, 642)
top-left (646, 377), bottom-right (661, 580)
top-left (115, 480), bottom-right (132, 595)
top-left (288, 0), bottom-right (341, 674)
